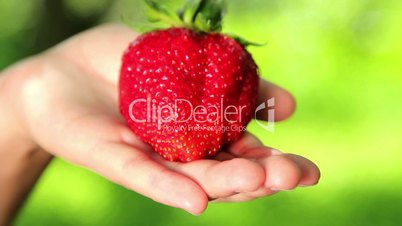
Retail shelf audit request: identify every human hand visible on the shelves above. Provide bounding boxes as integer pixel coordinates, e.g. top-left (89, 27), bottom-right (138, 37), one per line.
top-left (5, 24), bottom-right (320, 215)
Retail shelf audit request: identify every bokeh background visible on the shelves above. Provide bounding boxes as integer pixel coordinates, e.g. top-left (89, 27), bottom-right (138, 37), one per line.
top-left (1, 0), bottom-right (402, 225)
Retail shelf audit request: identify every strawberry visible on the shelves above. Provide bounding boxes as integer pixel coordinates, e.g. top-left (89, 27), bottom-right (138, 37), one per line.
top-left (119, 0), bottom-right (260, 162)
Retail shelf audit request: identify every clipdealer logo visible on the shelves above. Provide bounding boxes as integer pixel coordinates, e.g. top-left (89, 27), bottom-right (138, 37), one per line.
top-left (128, 97), bottom-right (275, 132)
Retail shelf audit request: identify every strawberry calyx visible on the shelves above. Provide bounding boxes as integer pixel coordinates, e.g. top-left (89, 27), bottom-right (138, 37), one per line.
top-left (146, 0), bottom-right (226, 33)
top-left (143, 0), bottom-right (264, 47)
top-left (178, 0), bottom-right (226, 32)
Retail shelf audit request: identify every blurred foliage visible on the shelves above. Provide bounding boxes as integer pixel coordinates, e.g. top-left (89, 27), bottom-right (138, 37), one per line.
top-left (1, 0), bottom-right (402, 225)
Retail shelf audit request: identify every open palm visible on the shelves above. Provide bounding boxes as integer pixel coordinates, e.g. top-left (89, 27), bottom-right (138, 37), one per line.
top-left (16, 24), bottom-right (319, 215)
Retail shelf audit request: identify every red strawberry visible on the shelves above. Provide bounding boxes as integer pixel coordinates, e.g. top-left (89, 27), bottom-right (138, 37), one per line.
top-left (119, 0), bottom-right (260, 162)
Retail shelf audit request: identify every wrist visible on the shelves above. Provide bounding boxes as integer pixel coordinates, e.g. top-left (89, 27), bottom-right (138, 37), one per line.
top-left (0, 58), bottom-right (52, 225)
top-left (0, 63), bottom-right (36, 151)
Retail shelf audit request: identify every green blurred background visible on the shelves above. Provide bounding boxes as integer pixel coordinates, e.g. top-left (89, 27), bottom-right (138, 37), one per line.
top-left (1, 0), bottom-right (402, 225)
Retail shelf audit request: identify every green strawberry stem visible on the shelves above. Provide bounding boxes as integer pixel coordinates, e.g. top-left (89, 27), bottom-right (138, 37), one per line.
top-left (144, 0), bottom-right (264, 47)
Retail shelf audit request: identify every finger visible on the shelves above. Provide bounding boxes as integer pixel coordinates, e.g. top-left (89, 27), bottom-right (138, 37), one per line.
top-left (213, 152), bottom-right (236, 161)
top-left (258, 151), bottom-right (303, 191)
top-left (84, 141), bottom-right (208, 215)
top-left (229, 141), bottom-right (302, 191)
top-left (211, 188), bottom-right (278, 203)
top-left (283, 154), bottom-right (321, 186)
top-left (256, 79), bottom-right (296, 122)
top-left (227, 134), bottom-right (293, 198)
top-left (228, 134), bottom-right (316, 191)
top-left (211, 193), bottom-right (255, 203)
top-left (208, 134), bottom-right (279, 200)
top-left (227, 132), bottom-right (263, 157)
top-left (162, 158), bottom-right (265, 199)
top-left (245, 187), bottom-right (277, 198)
top-left (228, 132), bottom-right (279, 159)
top-left (39, 113), bottom-right (208, 215)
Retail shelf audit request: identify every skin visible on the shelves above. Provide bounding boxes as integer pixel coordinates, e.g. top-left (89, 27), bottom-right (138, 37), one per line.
top-left (0, 24), bottom-right (320, 224)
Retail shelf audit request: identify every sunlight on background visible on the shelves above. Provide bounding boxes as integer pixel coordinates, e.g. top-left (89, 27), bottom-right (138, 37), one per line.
top-left (1, 0), bottom-right (401, 225)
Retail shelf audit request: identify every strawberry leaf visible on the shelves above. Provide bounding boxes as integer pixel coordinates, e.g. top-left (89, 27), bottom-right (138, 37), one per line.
top-left (121, 13), bottom-right (165, 32)
top-left (145, 0), bottom-right (183, 26)
top-left (193, 0), bottom-right (227, 32)
top-left (177, 0), bottom-right (203, 26)
top-left (229, 34), bottom-right (267, 47)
